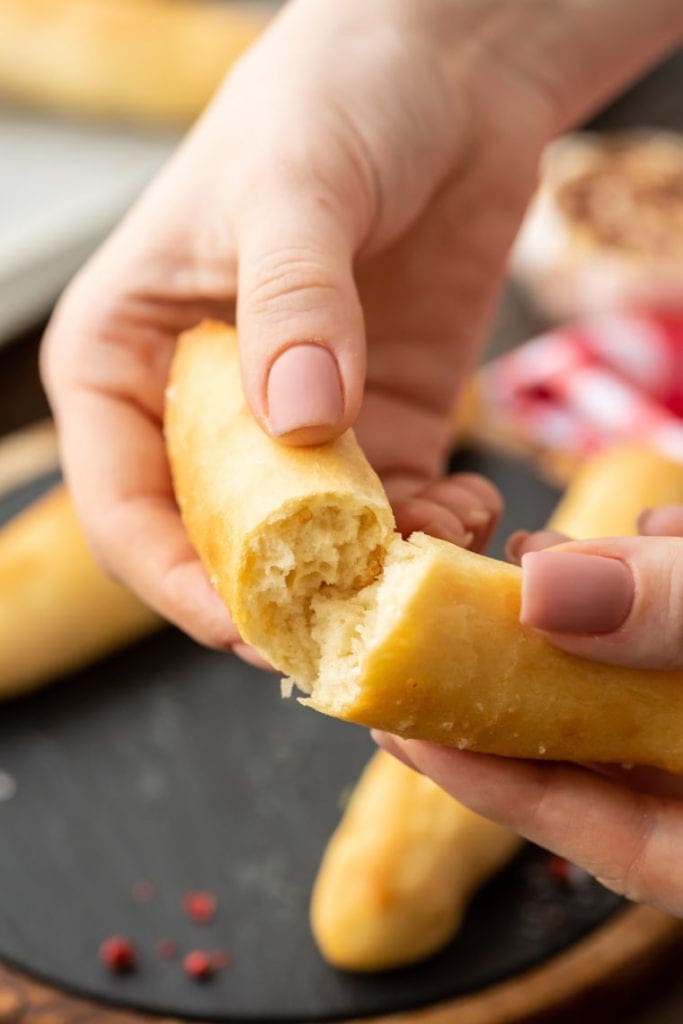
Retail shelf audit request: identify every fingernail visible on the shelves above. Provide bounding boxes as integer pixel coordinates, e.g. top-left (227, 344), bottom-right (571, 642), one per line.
top-left (440, 526), bottom-right (474, 548)
top-left (521, 551), bottom-right (634, 634)
top-left (636, 508), bottom-right (653, 533)
top-left (506, 529), bottom-right (569, 566)
top-left (371, 730), bottom-right (418, 771)
top-left (505, 530), bottom-right (530, 564)
top-left (638, 505), bottom-right (683, 537)
top-left (462, 508), bottom-right (491, 528)
top-left (267, 344), bottom-right (343, 436)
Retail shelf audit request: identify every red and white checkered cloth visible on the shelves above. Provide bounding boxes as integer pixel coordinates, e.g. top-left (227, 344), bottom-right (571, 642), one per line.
top-left (480, 312), bottom-right (683, 463)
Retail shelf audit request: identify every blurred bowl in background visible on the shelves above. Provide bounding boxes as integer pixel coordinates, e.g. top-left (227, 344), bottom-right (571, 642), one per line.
top-left (512, 130), bottom-right (683, 320)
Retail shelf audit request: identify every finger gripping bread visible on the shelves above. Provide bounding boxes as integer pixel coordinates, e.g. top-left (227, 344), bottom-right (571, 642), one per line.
top-left (166, 322), bottom-right (395, 689)
top-left (166, 322), bottom-right (683, 773)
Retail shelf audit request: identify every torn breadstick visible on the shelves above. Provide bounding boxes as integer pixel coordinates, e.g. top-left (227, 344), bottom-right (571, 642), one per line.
top-left (310, 441), bottom-right (668, 972)
top-left (0, 485), bottom-right (160, 697)
top-left (166, 321), bottom-right (683, 773)
top-left (310, 750), bottom-right (521, 971)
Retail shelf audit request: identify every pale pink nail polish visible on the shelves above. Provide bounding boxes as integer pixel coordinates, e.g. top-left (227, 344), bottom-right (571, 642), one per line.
top-left (267, 344), bottom-right (343, 436)
top-left (638, 505), bottom-right (683, 537)
top-left (462, 508), bottom-right (491, 528)
top-left (521, 551), bottom-right (634, 634)
top-left (505, 530), bottom-right (530, 565)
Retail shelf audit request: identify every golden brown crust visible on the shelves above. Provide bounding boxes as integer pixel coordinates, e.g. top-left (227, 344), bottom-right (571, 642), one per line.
top-left (548, 444), bottom-right (683, 538)
top-left (0, 485), bottom-right (160, 696)
top-left (310, 750), bottom-right (521, 971)
top-left (0, 0), bottom-right (267, 125)
top-left (167, 323), bottom-right (683, 773)
top-left (166, 321), bottom-right (394, 675)
top-left (305, 531), bottom-right (683, 772)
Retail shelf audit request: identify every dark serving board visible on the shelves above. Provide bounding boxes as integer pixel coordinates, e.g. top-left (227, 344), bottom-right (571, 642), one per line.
top-left (0, 458), bottom-right (625, 1023)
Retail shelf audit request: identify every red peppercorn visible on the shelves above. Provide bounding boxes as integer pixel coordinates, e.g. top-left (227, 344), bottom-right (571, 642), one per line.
top-left (99, 936), bottom-right (136, 973)
top-left (182, 890), bottom-right (217, 924)
top-left (548, 855), bottom-right (572, 882)
top-left (183, 950), bottom-right (214, 980)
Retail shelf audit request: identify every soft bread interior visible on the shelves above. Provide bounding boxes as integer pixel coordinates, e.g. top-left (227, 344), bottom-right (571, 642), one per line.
top-left (242, 496), bottom-right (394, 688)
top-left (309, 536), bottom-right (425, 711)
top-left (240, 487), bottom-right (429, 703)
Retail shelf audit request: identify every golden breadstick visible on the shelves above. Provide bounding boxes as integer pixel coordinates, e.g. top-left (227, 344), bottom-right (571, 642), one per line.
top-left (0, 0), bottom-right (267, 125)
top-left (548, 443), bottom-right (683, 538)
top-left (0, 485), bottom-right (161, 697)
top-left (311, 751), bottom-right (521, 971)
top-left (166, 321), bottom-right (683, 773)
top-left (311, 442), bottom-right (664, 972)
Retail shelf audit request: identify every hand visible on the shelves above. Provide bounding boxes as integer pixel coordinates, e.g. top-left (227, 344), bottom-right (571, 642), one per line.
top-left (375, 506), bottom-right (683, 918)
top-left (41, 0), bottom-right (683, 657)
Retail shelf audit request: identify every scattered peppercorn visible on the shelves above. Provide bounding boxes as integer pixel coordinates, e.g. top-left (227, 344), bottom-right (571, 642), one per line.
top-left (182, 890), bottom-right (217, 924)
top-left (99, 936), bottom-right (137, 973)
top-left (183, 950), bottom-right (214, 980)
top-left (155, 938), bottom-right (178, 960)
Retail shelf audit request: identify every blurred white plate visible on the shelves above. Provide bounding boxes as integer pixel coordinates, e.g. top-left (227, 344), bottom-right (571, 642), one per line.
top-left (0, 107), bottom-right (178, 344)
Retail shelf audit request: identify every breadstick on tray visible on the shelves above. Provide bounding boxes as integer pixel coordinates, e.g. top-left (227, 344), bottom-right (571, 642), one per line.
top-left (166, 321), bottom-right (683, 773)
top-left (311, 750), bottom-right (521, 971)
top-left (0, 485), bottom-right (161, 697)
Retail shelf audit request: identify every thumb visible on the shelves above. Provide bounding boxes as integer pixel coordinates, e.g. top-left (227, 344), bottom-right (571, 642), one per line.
top-left (520, 536), bottom-right (683, 669)
top-left (234, 181), bottom-right (365, 446)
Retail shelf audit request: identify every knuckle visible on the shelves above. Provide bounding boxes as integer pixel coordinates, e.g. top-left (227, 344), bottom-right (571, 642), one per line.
top-left (648, 544), bottom-right (683, 669)
top-left (39, 284), bottom-right (85, 394)
top-left (243, 247), bottom-right (341, 323)
top-left (39, 270), bottom-right (103, 396)
top-left (454, 473), bottom-right (503, 512)
top-left (614, 807), bottom-right (659, 904)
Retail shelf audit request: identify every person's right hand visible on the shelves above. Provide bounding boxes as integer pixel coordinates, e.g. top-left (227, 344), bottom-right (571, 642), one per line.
top-left (41, 0), bottom-right (683, 656)
top-left (373, 503), bottom-right (683, 920)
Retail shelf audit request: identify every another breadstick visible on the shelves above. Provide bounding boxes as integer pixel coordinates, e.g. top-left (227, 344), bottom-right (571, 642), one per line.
top-left (0, 485), bottom-right (160, 697)
top-left (548, 443), bottom-right (683, 538)
top-left (0, 0), bottom-right (266, 125)
top-left (311, 751), bottom-right (521, 971)
top-left (166, 321), bottom-right (683, 773)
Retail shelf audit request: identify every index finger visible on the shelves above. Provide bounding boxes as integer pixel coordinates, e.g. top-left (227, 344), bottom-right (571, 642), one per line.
top-left (383, 738), bottom-right (683, 917)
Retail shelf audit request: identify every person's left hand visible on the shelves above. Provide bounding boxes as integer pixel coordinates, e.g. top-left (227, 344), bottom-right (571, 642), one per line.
top-left (375, 511), bottom-right (683, 917)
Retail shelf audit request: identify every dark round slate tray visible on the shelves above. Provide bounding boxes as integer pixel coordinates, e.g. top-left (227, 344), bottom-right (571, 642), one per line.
top-left (0, 459), bottom-right (623, 1023)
